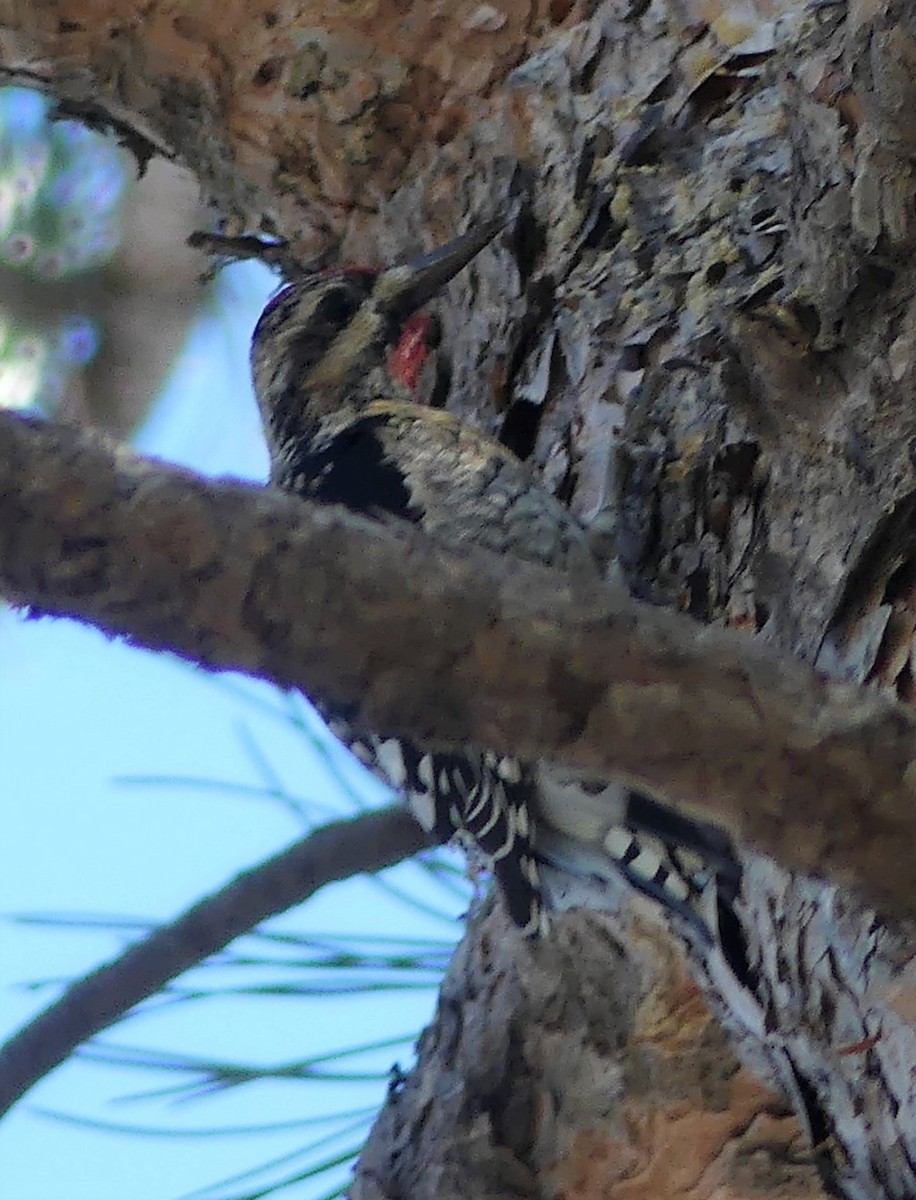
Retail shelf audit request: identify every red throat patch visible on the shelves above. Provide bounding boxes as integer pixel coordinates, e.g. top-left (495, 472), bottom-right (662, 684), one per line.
top-left (388, 313), bottom-right (433, 393)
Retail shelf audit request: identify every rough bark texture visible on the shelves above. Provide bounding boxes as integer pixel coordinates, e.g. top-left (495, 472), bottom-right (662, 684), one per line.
top-left (2, 1), bottom-right (916, 1198)
top-left (5, 410), bottom-right (916, 921)
top-left (357, 905), bottom-right (824, 1200)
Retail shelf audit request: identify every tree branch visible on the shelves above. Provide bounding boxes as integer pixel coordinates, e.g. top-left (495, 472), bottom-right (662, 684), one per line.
top-left (3, 410), bottom-right (916, 916)
top-left (6, 5), bottom-right (916, 1194)
top-left (0, 805), bottom-right (427, 1119)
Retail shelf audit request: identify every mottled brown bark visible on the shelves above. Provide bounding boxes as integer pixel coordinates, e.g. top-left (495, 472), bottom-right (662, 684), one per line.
top-left (4, 409), bottom-right (916, 920)
top-left (356, 906), bottom-right (825, 1200)
top-left (2, 1), bottom-right (916, 1198)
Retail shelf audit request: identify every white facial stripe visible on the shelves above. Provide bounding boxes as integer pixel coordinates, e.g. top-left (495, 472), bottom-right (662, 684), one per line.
top-left (372, 265), bottom-right (413, 305)
top-left (304, 302), bottom-right (383, 389)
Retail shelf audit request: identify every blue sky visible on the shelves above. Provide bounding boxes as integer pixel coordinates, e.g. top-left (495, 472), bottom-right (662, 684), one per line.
top-left (0, 262), bottom-right (465, 1199)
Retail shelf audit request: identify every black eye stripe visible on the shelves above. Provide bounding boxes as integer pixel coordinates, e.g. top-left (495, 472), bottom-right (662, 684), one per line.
top-left (314, 287), bottom-right (360, 326)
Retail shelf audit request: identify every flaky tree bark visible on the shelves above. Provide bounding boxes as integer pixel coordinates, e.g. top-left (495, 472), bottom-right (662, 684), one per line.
top-left (4, 411), bottom-right (916, 916)
top-left (3, 2), bottom-right (916, 1199)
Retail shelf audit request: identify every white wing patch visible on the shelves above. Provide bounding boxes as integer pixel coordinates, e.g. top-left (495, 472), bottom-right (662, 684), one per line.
top-left (497, 756), bottom-right (522, 784)
top-left (416, 754), bottom-right (435, 792)
top-left (407, 790), bottom-right (437, 833)
top-left (375, 738), bottom-right (407, 789)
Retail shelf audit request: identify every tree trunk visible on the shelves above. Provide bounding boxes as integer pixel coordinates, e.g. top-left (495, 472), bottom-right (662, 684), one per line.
top-left (4, 1), bottom-right (916, 1197)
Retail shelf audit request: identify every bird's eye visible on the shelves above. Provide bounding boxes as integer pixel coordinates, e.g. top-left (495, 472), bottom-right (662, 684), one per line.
top-left (315, 287), bottom-right (360, 326)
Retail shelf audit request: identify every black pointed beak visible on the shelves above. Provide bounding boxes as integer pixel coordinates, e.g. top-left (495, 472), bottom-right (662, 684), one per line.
top-left (372, 215), bottom-right (507, 319)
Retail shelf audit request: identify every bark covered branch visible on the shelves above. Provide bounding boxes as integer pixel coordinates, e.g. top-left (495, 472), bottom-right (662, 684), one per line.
top-left (5, 3), bottom-right (916, 1197)
top-left (4, 409), bottom-right (916, 917)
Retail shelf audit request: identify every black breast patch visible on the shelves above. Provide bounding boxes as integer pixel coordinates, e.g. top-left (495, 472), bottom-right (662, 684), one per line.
top-left (288, 413), bottom-right (420, 524)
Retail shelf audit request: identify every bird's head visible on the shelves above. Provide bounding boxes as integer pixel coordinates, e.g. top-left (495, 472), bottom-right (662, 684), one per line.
top-left (250, 216), bottom-right (505, 446)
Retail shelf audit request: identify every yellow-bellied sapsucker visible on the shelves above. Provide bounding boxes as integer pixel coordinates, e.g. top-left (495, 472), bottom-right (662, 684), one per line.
top-left (250, 217), bottom-right (739, 937)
